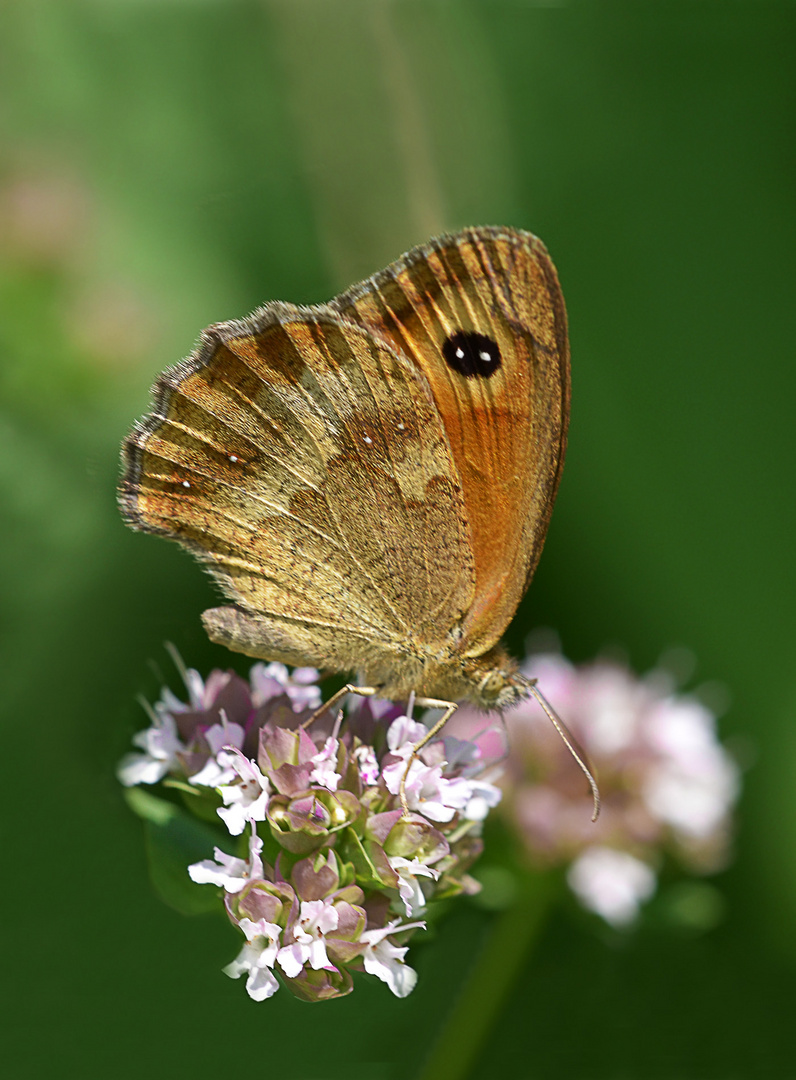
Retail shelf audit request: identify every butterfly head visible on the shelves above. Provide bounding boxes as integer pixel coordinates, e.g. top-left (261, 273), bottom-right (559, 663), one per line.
top-left (456, 648), bottom-right (531, 711)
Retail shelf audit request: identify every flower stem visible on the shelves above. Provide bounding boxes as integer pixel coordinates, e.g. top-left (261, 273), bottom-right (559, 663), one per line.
top-left (415, 872), bottom-right (558, 1080)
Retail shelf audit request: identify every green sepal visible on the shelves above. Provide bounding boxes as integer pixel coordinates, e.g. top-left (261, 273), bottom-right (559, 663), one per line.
top-left (336, 856), bottom-right (358, 890)
top-left (342, 827), bottom-right (396, 890)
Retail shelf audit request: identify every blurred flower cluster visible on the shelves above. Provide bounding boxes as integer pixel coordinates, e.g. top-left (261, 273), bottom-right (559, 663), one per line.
top-left (456, 649), bottom-right (740, 927)
top-left (119, 658), bottom-right (501, 1003)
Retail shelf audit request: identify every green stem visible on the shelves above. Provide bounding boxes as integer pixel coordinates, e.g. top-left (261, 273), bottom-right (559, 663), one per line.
top-left (415, 873), bottom-right (558, 1080)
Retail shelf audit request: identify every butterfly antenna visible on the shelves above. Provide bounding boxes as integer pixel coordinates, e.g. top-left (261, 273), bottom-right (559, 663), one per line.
top-left (525, 680), bottom-right (601, 822)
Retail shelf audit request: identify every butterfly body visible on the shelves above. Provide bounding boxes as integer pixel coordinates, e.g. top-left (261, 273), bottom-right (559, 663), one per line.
top-left (120, 227), bottom-right (569, 711)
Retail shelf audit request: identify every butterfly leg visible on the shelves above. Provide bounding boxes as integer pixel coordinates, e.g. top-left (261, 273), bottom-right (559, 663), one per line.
top-left (399, 697), bottom-right (459, 816)
top-left (300, 684), bottom-right (379, 731)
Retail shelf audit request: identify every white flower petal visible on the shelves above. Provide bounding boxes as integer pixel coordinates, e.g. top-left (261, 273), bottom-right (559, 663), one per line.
top-left (116, 752), bottom-right (171, 787)
top-left (309, 737), bottom-right (341, 791)
top-left (388, 857), bottom-right (440, 916)
top-left (188, 757), bottom-right (236, 788)
top-left (188, 833), bottom-right (263, 893)
top-left (188, 854), bottom-right (246, 890)
top-left (386, 716), bottom-right (428, 753)
top-left (642, 759), bottom-right (739, 838)
top-left (244, 965), bottom-right (280, 1001)
top-left (307, 938), bottom-right (330, 971)
top-left (463, 780), bottom-right (503, 821)
top-left (567, 847), bottom-right (656, 926)
top-left (118, 713), bottom-right (183, 786)
top-left (360, 920), bottom-right (425, 998)
top-left (224, 919), bottom-right (282, 1000)
top-left (216, 754), bottom-right (271, 835)
top-left (276, 944), bottom-right (304, 978)
top-left (354, 745), bottom-right (380, 786)
top-left (203, 721), bottom-right (245, 757)
top-left (249, 661), bottom-right (321, 711)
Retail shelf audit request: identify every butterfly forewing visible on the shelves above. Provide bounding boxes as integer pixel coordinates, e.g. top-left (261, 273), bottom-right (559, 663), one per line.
top-left (121, 308), bottom-right (476, 659)
top-left (331, 226), bottom-right (570, 655)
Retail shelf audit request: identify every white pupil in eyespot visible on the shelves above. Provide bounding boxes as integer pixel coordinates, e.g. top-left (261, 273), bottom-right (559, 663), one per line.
top-left (182, 480), bottom-right (190, 488)
top-left (479, 350), bottom-right (491, 362)
top-left (455, 347), bottom-right (465, 359)
top-left (229, 454), bottom-right (238, 463)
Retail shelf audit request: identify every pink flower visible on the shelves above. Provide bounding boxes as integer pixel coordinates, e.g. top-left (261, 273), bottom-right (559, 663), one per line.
top-left (188, 829), bottom-right (264, 893)
top-left (453, 649), bottom-right (740, 925)
top-left (277, 900), bottom-right (339, 977)
top-left (217, 750), bottom-right (271, 836)
top-left (360, 920), bottom-right (426, 998)
top-left (223, 917), bottom-right (282, 1001)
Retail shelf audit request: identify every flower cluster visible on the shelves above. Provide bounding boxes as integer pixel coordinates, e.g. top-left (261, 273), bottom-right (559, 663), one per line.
top-left (119, 659), bottom-right (502, 1002)
top-left (455, 649), bottom-right (740, 927)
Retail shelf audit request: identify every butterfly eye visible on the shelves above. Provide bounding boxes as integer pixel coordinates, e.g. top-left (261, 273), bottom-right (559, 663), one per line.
top-left (442, 331), bottom-right (502, 379)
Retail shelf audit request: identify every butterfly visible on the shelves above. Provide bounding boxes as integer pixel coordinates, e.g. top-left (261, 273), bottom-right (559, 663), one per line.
top-left (119, 226), bottom-right (570, 721)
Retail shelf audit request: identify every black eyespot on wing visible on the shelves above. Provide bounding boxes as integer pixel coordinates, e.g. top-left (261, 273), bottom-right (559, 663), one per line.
top-left (442, 331), bottom-right (502, 379)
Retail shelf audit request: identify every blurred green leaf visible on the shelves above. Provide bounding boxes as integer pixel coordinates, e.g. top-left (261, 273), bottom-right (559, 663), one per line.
top-left (125, 789), bottom-right (226, 916)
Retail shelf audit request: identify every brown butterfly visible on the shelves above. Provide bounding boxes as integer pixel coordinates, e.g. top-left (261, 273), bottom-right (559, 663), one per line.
top-left (120, 227), bottom-right (569, 727)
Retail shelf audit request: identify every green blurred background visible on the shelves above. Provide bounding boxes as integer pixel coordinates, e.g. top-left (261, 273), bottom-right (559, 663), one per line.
top-left (2, 2), bottom-right (794, 1077)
